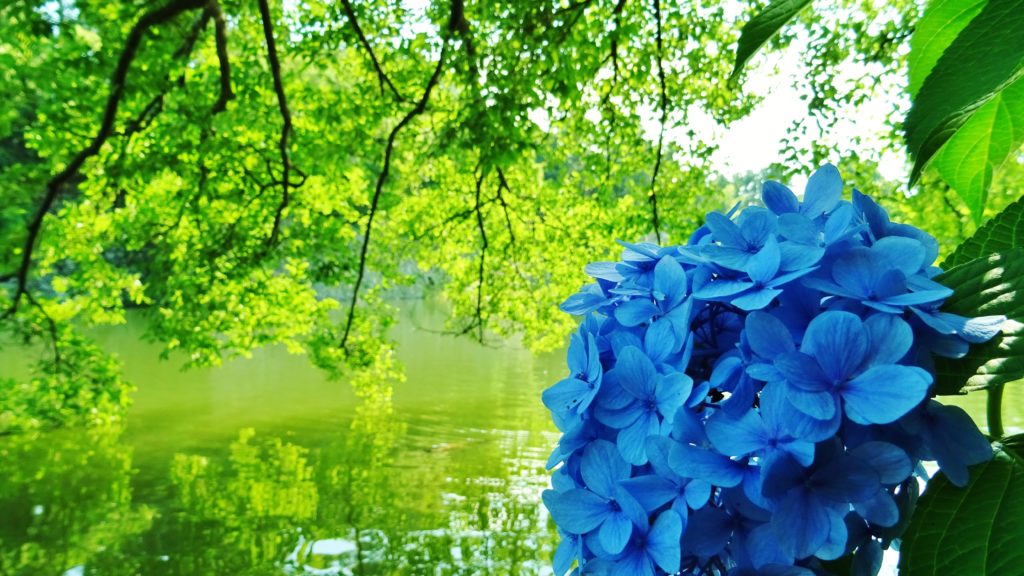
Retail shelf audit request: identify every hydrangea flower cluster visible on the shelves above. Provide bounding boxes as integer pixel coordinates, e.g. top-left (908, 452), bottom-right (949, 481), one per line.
top-left (542, 165), bottom-right (1004, 576)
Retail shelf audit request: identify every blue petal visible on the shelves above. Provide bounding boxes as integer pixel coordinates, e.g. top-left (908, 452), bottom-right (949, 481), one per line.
top-left (656, 372), bottom-right (693, 420)
top-left (654, 256), bottom-right (688, 304)
top-left (872, 236), bottom-right (925, 276)
top-left (648, 510), bottom-right (683, 573)
top-left (553, 533), bottom-right (579, 576)
top-left (850, 441), bottom-right (911, 485)
top-left (925, 400), bottom-right (994, 487)
top-left (747, 522), bottom-right (792, 569)
top-left (772, 490), bottom-right (829, 559)
top-left (561, 284), bottom-right (608, 315)
top-left (543, 377), bottom-right (593, 418)
top-left (586, 261), bottom-right (626, 282)
top-left (614, 346), bottom-right (657, 399)
top-left (842, 365), bottom-right (931, 425)
top-left (668, 443), bottom-right (744, 487)
top-left (682, 506), bottom-right (734, 556)
top-left (745, 237), bottom-right (781, 284)
top-left (851, 539), bottom-right (883, 576)
top-left (705, 211), bottom-right (746, 247)
top-left (814, 508), bottom-right (849, 560)
top-left (544, 488), bottom-right (610, 534)
top-left (774, 352), bottom-right (831, 392)
top-left (763, 180), bottom-right (800, 214)
top-left (599, 512), bottom-right (633, 555)
top-left (643, 319), bottom-right (676, 364)
top-left (780, 241), bottom-right (825, 271)
top-left (823, 203), bottom-right (855, 244)
top-left (615, 299), bottom-right (659, 327)
top-left (777, 213), bottom-right (818, 244)
top-left (801, 164), bottom-right (842, 218)
top-left (706, 409), bottom-right (768, 457)
top-left (617, 411), bottom-right (660, 465)
top-left (801, 311), bottom-right (868, 381)
top-left (620, 475), bottom-right (678, 512)
top-left (781, 396), bottom-right (842, 442)
top-left (739, 207), bottom-right (777, 245)
top-left (582, 440), bottom-right (633, 498)
top-left (694, 278), bottom-right (755, 300)
top-left (863, 314), bottom-right (912, 365)
top-left (853, 489), bottom-right (899, 527)
top-left (732, 287), bottom-right (782, 311)
top-left (702, 245), bottom-right (756, 271)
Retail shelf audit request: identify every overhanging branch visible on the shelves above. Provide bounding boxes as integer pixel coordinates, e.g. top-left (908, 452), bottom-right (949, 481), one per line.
top-left (3, 0), bottom-right (207, 318)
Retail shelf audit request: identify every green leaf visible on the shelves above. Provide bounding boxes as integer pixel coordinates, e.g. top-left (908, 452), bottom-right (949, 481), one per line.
top-left (899, 440), bottom-right (1024, 576)
top-left (932, 77), bottom-right (1024, 223)
top-left (907, 0), bottom-right (986, 98)
top-left (943, 192), bottom-right (1024, 268)
top-left (730, 0), bottom-right (813, 80)
top-left (933, 250), bottom-right (1024, 394)
top-left (905, 0), bottom-right (1024, 187)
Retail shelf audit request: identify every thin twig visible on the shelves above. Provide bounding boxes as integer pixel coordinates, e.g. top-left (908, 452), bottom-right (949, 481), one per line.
top-left (339, 42), bottom-right (449, 352)
top-left (339, 0), bottom-right (404, 102)
top-left (3, 0), bottom-right (207, 318)
top-left (648, 0), bottom-right (666, 244)
top-left (258, 0), bottom-right (294, 247)
top-left (471, 168), bottom-right (488, 343)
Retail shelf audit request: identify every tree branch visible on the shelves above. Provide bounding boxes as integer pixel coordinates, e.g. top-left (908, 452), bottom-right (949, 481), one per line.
top-left (3, 0), bottom-right (207, 318)
top-left (208, 0), bottom-right (235, 114)
top-left (648, 0), bottom-right (666, 244)
top-left (471, 168), bottom-right (488, 343)
top-left (257, 0), bottom-right (294, 248)
top-left (340, 41), bottom-right (449, 352)
top-left (339, 0), bottom-right (404, 102)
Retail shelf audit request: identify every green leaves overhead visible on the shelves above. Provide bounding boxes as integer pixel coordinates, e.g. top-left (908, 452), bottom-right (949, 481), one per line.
top-left (933, 250), bottom-right (1024, 394)
top-left (906, 0), bottom-right (985, 98)
top-left (905, 0), bottom-right (1024, 204)
top-left (943, 192), bottom-right (1024, 268)
top-left (730, 0), bottom-right (813, 80)
top-left (899, 440), bottom-right (1024, 576)
top-left (930, 77), bottom-right (1024, 222)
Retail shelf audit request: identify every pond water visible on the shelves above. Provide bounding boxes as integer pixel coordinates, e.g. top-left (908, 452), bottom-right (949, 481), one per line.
top-left (1, 299), bottom-right (1021, 576)
top-left (0, 300), bottom-right (563, 575)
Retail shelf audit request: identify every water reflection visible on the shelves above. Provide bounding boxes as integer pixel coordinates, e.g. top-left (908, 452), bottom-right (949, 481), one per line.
top-left (0, 296), bottom-right (563, 575)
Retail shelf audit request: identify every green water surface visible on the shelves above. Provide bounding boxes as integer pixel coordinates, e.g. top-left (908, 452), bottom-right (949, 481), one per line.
top-left (1, 299), bottom-right (1021, 576)
top-left (0, 301), bottom-right (563, 575)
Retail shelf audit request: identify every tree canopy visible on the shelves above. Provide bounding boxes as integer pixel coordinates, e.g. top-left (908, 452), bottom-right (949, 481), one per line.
top-left (2, 0), bottom-right (1021, 431)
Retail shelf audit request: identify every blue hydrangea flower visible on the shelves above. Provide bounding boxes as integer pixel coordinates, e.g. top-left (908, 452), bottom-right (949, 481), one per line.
top-left (542, 164), bottom-right (1003, 576)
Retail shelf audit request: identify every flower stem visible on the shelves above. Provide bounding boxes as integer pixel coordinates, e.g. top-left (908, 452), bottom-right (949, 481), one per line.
top-left (987, 384), bottom-right (1005, 439)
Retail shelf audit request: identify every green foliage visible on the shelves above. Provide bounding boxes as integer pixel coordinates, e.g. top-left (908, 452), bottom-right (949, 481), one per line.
top-left (905, 0), bottom-right (1024, 218)
top-left (906, 0), bottom-right (985, 98)
top-left (933, 250), bottom-right (1024, 394)
top-left (944, 192), bottom-right (1024, 268)
top-left (899, 439), bottom-right (1024, 576)
top-left (730, 0), bottom-right (813, 80)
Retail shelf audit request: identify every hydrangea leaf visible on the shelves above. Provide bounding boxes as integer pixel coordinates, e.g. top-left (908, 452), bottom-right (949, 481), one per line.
top-left (943, 193), bottom-right (1024, 269)
top-left (931, 76), bottom-right (1024, 223)
top-left (933, 250), bottom-right (1024, 393)
top-left (898, 440), bottom-right (1024, 576)
top-left (907, 0), bottom-right (986, 98)
top-left (730, 0), bottom-right (813, 80)
top-left (905, 0), bottom-right (1024, 190)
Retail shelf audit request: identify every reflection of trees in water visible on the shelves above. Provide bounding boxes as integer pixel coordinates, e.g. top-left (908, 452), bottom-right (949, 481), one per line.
top-left (0, 428), bottom-right (152, 576)
top-left (0, 391), bottom-right (558, 575)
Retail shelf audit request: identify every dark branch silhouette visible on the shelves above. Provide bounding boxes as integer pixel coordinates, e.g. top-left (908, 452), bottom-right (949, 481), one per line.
top-left (3, 0), bottom-right (207, 318)
top-left (208, 0), bottom-right (235, 114)
top-left (339, 0), bottom-right (404, 102)
top-left (258, 0), bottom-right (294, 248)
top-left (340, 39), bottom-right (450, 352)
top-left (470, 168), bottom-right (489, 342)
top-left (649, 0), bottom-right (666, 244)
